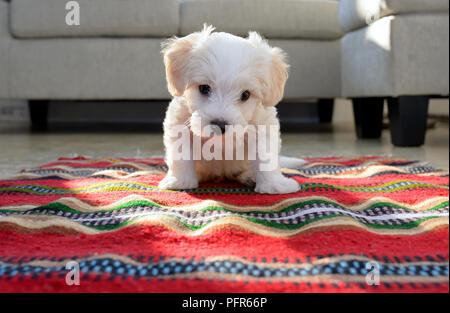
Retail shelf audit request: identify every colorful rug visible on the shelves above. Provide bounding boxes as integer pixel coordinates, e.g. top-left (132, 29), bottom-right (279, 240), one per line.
top-left (0, 156), bottom-right (448, 293)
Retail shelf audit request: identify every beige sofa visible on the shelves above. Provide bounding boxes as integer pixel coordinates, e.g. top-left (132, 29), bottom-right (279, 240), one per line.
top-left (0, 0), bottom-right (448, 146)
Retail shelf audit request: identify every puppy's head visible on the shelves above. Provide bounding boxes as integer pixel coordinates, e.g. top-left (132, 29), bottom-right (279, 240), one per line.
top-left (162, 25), bottom-right (288, 137)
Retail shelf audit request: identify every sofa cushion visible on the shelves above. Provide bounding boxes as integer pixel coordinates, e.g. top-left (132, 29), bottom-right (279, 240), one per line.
top-left (11, 0), bottom-right (179, 38)
top-left (180, 0), bottom-right (343, 39)
top-left (339, 0), bottom-right (449, 32)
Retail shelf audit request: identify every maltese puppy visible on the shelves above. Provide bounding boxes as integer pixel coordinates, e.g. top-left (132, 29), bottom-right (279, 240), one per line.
top-left (158, 25), bottom-right (306, 194)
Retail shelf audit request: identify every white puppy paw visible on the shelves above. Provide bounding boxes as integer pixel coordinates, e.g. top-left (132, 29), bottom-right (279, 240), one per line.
top-left (279, 156), bottom-right (308, 169)
top-left (236, 170), bottom-right (256, 187)
top-left (158, 174), bottom-right (198, 190)
top-left (255, 175), bottom-right (299, 194)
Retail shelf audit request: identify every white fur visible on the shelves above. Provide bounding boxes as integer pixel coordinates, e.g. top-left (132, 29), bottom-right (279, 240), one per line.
top-left (158, 25), bottom-right (305, 194)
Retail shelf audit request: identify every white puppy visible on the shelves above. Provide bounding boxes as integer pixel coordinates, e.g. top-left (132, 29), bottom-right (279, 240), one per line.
top-left (158, 25), bottom-right (306, 194)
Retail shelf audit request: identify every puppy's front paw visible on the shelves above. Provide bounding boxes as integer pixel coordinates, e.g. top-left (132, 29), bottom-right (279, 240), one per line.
top-left (255, 175), bottom-right (299, 194)
top-left (236, 170), bottom-right (256, 187)
top-left (158, 174), bottom-right (198, 190)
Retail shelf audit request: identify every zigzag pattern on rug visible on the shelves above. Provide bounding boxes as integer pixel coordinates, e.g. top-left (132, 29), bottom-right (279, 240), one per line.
top-left (0, 156), bottom-right (448, 292)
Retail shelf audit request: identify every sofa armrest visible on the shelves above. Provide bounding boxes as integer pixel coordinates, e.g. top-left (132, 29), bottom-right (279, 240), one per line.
top-left (338, 0), bottom-right (449, 32)
top-left (0, 0), bottom-right (11, 98)
top-left (0, 0), bottom-right (9, 37)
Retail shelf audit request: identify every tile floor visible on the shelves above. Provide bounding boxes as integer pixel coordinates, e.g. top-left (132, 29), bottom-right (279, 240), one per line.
top-left (0, 120), bottom-right (448, 178)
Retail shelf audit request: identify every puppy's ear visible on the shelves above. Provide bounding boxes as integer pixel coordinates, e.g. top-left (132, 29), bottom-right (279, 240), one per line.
top-left (247, 32), bottom-right (289, 107)
top-left (264, 47), bottom-right (289, 107)
top-left (162, 25), bottom-right (214, 97)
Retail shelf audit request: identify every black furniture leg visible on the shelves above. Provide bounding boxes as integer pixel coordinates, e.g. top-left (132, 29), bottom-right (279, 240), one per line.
top-left (352, 97), bottom-right (384, 139)
top-left (387, 96), bottom-right (429, 147)
top-left (317, 98), bottom-right (334, 123)
top-left (28, 100), bottom-right (49, 131)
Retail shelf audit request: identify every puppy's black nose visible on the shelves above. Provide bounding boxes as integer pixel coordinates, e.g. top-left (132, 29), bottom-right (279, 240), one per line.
top-left (210, 119), bottom-right (227, 134)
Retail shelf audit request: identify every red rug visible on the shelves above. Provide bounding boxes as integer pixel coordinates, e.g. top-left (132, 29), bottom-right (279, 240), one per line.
top-left (0, 156), bottom-right (448, 292)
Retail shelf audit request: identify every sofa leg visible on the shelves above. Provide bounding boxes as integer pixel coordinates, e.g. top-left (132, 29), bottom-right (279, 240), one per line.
top-left (28, 100), bottom-right (49, 131)
top-left (387, 96), bottom-right (429, 147)
top-left (317, 99), bottom-right (334, 123)
top-left (352, 98), bottom-right (384, 139)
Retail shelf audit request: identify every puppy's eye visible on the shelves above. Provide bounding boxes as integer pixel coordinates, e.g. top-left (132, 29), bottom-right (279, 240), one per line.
top-left (199, 85), bottom-right (211, 96)
top-left (240, 90), bottom-right (251, 102)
